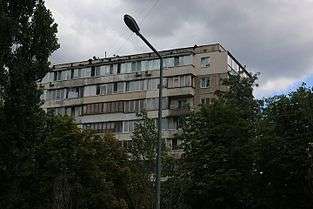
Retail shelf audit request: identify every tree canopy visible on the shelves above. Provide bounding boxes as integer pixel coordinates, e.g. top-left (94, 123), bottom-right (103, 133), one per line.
top-left (256, 85), bottom-right (313, 209)
top-left (0, 1), bottom-right (59, 208)
top-left (35, 116), bottom-right (152, 209)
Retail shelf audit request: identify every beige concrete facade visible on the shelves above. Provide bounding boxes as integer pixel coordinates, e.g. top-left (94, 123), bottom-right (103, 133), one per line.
top-left (41, 43), bottom-right (249, 150)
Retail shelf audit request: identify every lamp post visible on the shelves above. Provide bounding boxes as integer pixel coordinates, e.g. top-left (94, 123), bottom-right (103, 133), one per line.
top-left (124, 14), bottom-right (163, 209)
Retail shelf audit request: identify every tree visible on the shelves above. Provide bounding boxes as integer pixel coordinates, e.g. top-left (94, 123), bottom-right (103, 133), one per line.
top-left (171, 73), bottom-right (259, 209)
top-left (129, 112), bottom-right (158, 164)
top-left (129, 112), bottom-right (177, 209)
top-left (256, 85), bottom-right (313, 209)
top-left (35, 116), bottom-right (153, 209)
top-left (0, 1), bottom-right (59, 208)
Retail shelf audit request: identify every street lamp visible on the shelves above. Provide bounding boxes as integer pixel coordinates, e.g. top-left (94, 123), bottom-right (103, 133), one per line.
top-left (124, 14), bottom-right (163, 209)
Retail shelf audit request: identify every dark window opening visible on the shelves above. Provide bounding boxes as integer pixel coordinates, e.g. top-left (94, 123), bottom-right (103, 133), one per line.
top-left (172, 138), bottom-right (178, 150)
top-left (91, 66), bottom-right (95, 77)
top-left (117, 63), bottom-right (121, 74)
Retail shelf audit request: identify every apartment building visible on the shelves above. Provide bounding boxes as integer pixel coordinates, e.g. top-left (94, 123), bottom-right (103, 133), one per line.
top-left (40, 43), bottom-right (250, 152)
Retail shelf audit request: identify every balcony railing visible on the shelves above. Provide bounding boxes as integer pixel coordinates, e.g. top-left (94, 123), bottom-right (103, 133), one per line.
top-left (168, 107), bottom-right (191, 116)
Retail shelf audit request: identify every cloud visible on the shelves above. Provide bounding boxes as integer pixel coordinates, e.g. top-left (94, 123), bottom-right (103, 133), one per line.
top-left (254, 77), bottom-right (295, 98)
top-left (46, 0), bottom-right (313, 97)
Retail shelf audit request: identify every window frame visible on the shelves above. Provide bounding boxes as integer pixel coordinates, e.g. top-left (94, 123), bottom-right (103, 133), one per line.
top-left (200, 77), bottom-right (210, 88)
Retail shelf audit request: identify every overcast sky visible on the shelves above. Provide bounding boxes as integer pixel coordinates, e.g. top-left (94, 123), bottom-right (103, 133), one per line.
top-left (46, 0), bottom-right (313, 98)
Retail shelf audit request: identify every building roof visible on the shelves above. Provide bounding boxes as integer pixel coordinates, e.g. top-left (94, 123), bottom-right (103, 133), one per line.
top-left (52, 43), bottom-right (226, 70)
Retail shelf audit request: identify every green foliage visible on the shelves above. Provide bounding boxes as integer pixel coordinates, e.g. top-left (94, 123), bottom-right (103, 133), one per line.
top-left (130, 112), bottom-right (158, 163)
top-left (168, 73), bottom-right (259, 209)
top-left (129, 112), bottom-right (178, 209)
top-left (0, 1), bottom-right (59, 208)
top-left (1, 2), bottom-right (313, 209)
top-left (0, 2), bottom-right (154, 208)
top-left (256, 85), bottom-right (313, 209)
top-left (36, 116), bottom-right (152, 209)
top-left (179, 103), bottom-right (256, 209)
top-left (130, 111), bottom-right (175, 172)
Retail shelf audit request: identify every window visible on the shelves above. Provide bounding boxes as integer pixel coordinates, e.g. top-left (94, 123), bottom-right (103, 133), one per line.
top-left (121, 62), bottom-right (132, 74)
top-left (144, 97), bottom-right (167, 110)
top-left (54, 71), bottom-right (62, 81)
top-left (124, 100), bottom-right (144, 113)
top-left (200, 77), bottom-right (210, 88)
top-left (174, 57), bottom-right (179, 66)
top-left (95, 66), bottom-right (101, 76)
top-left (110, 64), bottom-right (114, 74)
top-left (164, 57), bottom-right (174, 68)
top-left (179, 55), bottom-right (192, 65)
top-left (61, 70), bottom-right (71, 80)
top-left (117, 63), bottom-right (121, 74)
top-left (173, 77), bottom-right (180, 88)
top-left (97, 83), bottom-right (116, 95)
top-left (57, 71), bottom-right (62, 81)
top-left (168, 77), bottom-right (176, 88)
top-left (73, 69), bottom-right (81, 79)
top-left (70, 107), bottom-right (75, 117)
top-left (73, 106), bottom-right (82, 117)
top-left (227, 55), bottom-right (240, 72)
top-left (81, 68), bottom-right (91, 78)
top-left (161, 118), bottom-right (168, 130)
top-left (115, 122), bottom-right (123, 133)
top-left (200, 98), bottom-right (210, 105)
top-left (126, 80), bottom-right (144, 92)
top-left (118, 101), bottom-right (124, 112)
top-left (149, 59), bottom-right (160, 70)
top-left (180, 76), bottom-right (186, 87)
top-left (145, 98), bottom-right (158, 110)
top-left (91, 66), bottom-right (95, 77)
top-left (123, 121), bottom-right (129, 133)
top-left (84, 85), bottom-right (97, 97)
top-left (173, 55), bottom-right (192, 66)
top-left (167, 75), bottom-right (191, 88)
top-left (141, 60), bottom-right (149, 71)
top-left (201, 57), bottom-right (210, 67)
top-left (131, 61), bottom-right (141, 72)
top-left (147, 78), bottom-right (159, 90)
top-left (172, 138), bottom-right (178, 150)
top-left (93, 103), bottom-right (99, 113)
top-left (96, 65), bottom-right (112, 76)
top-left (67, 87), bottom-right (83, 99)
top-left (136, 100), bottom-right (144, 112)
top-left (168, 117), bottom-right (177, 130)
top-left (178, 99), bottom-right (188, 108)
top-left (115, 82), bottom-right (124, 93)
top-left (54, 89), bottom-right (65, 101)
top-left (67, 106), bottom-right (76, 117)
top-left (130, 121), bottom-right (135, 132)
top-left (48, 88), bottom-right (84, 101)
top-left (82, 121), bottom-right (123, 133)
top-left (185, 75), bottom-right (192, 86)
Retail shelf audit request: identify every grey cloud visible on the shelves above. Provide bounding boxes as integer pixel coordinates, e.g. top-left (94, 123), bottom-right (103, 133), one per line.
top-left (46, 0), bottom-right (313, 97)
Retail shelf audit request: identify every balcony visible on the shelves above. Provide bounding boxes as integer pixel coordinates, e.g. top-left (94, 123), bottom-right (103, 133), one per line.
top-left (168, 107), bottom-right (191, 116)
top-left (166, 86), bottom-right (195, 97)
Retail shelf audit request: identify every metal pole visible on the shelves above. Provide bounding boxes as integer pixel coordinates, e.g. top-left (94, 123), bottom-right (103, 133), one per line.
top-left (136, 33), bottom-right (163, 209)
top-left (155, 57), bottom-right (163, 209)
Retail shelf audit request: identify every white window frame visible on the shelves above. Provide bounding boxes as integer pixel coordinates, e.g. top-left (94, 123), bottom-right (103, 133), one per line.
top-left (201, 57), bottom-right (210, 68)
top-left (200, 77), bottom-right (210, 88)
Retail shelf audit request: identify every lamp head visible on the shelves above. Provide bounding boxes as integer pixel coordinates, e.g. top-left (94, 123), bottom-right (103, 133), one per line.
top-left (124, 14), bottom-right (140, 34)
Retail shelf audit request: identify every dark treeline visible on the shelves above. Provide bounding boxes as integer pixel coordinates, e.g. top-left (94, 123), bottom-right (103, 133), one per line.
top-left (160, 74), bottom-right (313, 209)
top-left (1, 1), bottom-right (313, 209)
